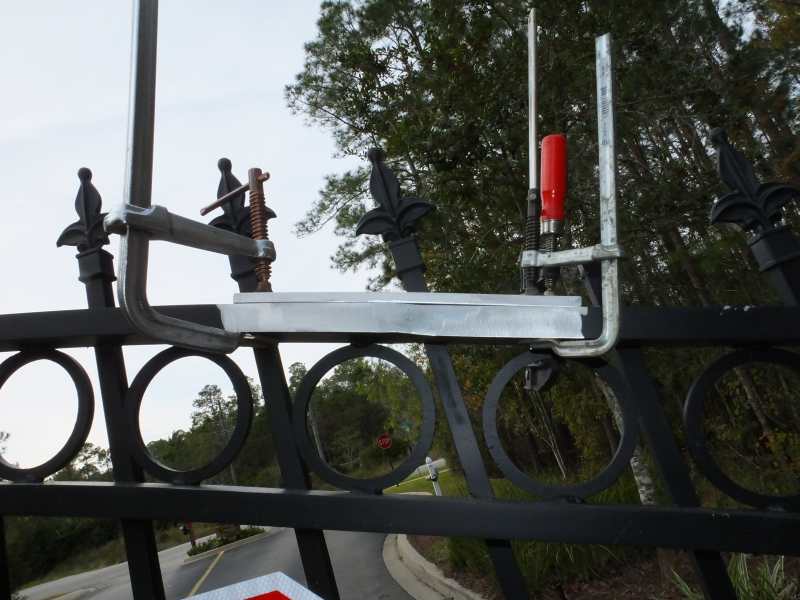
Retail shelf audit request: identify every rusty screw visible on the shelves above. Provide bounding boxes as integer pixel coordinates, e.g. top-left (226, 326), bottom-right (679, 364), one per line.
top-left (247, 167), bottom-right (272, 292)
top-left (201, 167), bottom-right (274, 292)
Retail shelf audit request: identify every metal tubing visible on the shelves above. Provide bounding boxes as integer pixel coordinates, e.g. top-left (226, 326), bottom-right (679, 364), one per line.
top-left (551, 33), bottom-right (620, 357)
top-left (105, 204), bottom-right (275, 260)
top-left (3, 482), bottom-right (799, 556)
top-left (528, 8), bottom-right (538, 190)
top-left (3, 305), bottom-right (800, 349)
top-left (114, 0), bottom-right (240, 353)
top-left (521, 243), bottom-right (621, 267)
top-left (119, 232), bottom-right (241, 352)
top-left (123, 0), bottom-right (157, 212)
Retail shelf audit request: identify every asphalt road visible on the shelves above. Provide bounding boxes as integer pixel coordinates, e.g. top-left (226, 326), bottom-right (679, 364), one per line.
top-left (20, 528), bottom-right (413, 600)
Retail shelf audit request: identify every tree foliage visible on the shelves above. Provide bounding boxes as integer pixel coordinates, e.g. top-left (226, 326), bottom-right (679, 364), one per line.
top-left (287, 0), bottom-right (798, 300)
top-left (288, 0), bottom-right (800, 589)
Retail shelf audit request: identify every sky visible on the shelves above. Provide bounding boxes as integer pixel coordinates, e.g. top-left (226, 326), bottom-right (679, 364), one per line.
top-left (0, 2), bottom-right (371, 467)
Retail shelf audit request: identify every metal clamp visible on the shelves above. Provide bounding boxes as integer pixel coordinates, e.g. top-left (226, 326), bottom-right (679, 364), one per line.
top-left (106, 0), bottom-right (242, 353)
top-left (521, 34), bottom-right (621, 358)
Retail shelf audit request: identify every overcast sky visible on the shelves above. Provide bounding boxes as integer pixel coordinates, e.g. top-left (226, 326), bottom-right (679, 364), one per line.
top-left (0, 2), bottom-right (370, 467)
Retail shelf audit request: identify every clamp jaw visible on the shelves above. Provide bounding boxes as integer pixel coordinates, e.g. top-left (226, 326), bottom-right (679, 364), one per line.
top-left (519, 33), bottom-right (621, 358)
top-left (104, 166), bottom-right (275, 353)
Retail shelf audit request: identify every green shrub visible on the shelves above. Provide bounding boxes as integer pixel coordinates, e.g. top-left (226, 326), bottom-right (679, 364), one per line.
top-left (445, 473), bottom-right (645, 594)
top-left (673, 554), bottom-right (797, 600)
top-left (186, 526), bottom-right (264, 556)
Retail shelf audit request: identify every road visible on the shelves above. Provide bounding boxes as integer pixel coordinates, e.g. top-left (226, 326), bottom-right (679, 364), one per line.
top-left (20, 528), bottom-right (413, 600)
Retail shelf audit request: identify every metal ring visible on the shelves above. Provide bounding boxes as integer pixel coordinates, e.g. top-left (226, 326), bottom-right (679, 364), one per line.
top-left (685, 347), bottom-right (800, 511)
top-left (293, 344), bottom-right (436, 493)
top-left (482, 352), bottom-right (638, 500)
top-left (0, 350), bottom-right (94, 483)
top-left (127, 347), bottom-right (253, 485)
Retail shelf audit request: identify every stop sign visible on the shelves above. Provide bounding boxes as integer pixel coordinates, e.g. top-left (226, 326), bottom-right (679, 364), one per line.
top-left (377, 433), bottom-right (392, 450)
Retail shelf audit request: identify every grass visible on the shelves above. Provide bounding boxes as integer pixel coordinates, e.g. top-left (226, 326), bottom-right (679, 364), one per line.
top-left (385, 468), bottom-right (458, 495)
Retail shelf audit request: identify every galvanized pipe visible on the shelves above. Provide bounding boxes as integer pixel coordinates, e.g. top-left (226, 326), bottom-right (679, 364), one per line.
top-left (114, 0), bottom-right (240, 353)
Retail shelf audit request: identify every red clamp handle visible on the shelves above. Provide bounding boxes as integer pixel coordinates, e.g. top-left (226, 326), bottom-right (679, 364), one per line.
top-left (540, 134), bottom-right (567, 223)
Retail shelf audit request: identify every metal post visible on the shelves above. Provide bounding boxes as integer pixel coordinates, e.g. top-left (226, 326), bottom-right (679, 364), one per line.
top-left (0, 519), bottom-right (9, 600)
top-left (355, 149), bottom-right (530, 598)
top-left (710, 128), bottom-right (800, 307)
top-left (522, 8), bottom-right (541, 295)
top-left (60, 168), bottom-right (166, 598)
top-left (390, 239), bottom-right (530, 599)
top-left (616, 349), bottom-right (737, 600)
top-left (210, 161), bottom-right (340, 600)
top-left (425, 456), bottom-right (442, 497)
top-left (750, 228), bottom-right (800, 306)
top-left (581, 263), bottom-right (736, 600)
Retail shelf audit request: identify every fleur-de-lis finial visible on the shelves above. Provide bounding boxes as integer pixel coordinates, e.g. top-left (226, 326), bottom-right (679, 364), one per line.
top-left (355, 148), bottom-right (433, 241)
top-left (208, 158), bottom-right (276, 235)
top-left (709, 128), bottom-right (799, 234)
top-left (57, 168), bottom-right (109, 252)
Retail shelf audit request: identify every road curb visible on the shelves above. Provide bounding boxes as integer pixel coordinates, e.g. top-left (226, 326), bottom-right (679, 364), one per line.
top-left (45, 590), bottom-right (96, 600)
top-left (183, 529), bottom-right (273, 564)
top-left (383, 533), bottom-right (486, 600)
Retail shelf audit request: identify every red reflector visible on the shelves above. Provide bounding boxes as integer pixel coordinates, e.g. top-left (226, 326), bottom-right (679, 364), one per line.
top-left (245, 592), bottom-right (291, 600)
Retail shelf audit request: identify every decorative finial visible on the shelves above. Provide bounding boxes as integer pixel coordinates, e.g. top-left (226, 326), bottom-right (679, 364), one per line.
top-left (208, 158), bottom-right (275, 236)
top-left (209, 158), bottom-right (249, 235)
top-left (356, 148), bottom-right (433, 241)
top-left (57, 167), bottom-right (109, 251)
top-left (710, 129), bottom-right (799, 234)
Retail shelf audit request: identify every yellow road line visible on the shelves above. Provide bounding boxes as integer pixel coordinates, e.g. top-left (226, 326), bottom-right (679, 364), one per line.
top-left (189, 549), bottom-right (225, 597)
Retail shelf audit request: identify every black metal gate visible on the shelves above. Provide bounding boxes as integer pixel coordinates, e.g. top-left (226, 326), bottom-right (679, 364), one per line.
top-left (1, 2), bottom-right (799, 599)
top-left (0, 124), bottom-right (797, 600)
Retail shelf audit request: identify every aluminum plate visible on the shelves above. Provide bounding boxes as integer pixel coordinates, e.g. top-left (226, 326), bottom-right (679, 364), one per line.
top-left (219, 292), bottom-right (588, 343)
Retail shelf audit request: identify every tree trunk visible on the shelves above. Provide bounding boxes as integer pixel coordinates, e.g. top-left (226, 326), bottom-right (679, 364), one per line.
top-left (601, 415), bottom-right (619, 459)
top-left (595, 374), bottom-right (675, 579)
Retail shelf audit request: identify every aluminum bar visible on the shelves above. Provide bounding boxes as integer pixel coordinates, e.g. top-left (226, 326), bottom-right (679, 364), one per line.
top-left (220, 292), bottom-right (587, 342)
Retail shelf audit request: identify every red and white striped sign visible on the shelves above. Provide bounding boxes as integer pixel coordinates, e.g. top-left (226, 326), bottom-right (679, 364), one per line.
top-left (190, 572), bottom-right (323, 600)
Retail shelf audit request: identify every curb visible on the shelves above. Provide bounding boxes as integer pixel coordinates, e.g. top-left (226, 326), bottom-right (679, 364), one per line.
top-left (183, 529), bottom-right (273, 564)
top-left (383, 533), bottom-right (486, 600)
top-left (46, 590), bottom-right (96, 600)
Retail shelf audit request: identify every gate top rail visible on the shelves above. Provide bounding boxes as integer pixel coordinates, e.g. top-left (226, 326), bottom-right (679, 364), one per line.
top-left (0, 305), bottom-right (798, 351)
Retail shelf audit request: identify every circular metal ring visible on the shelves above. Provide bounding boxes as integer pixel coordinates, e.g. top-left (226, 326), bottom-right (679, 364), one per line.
top-left (127, 347), bottom-right (253, 485)
top-left (482, 352), bottom-right (639, 500)
top-left (293, 344), bottom-right (436, 493)
top-left (685, 347), bottom-right (800, 511)
top-left (0, 350), bottom-right (94, 482)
